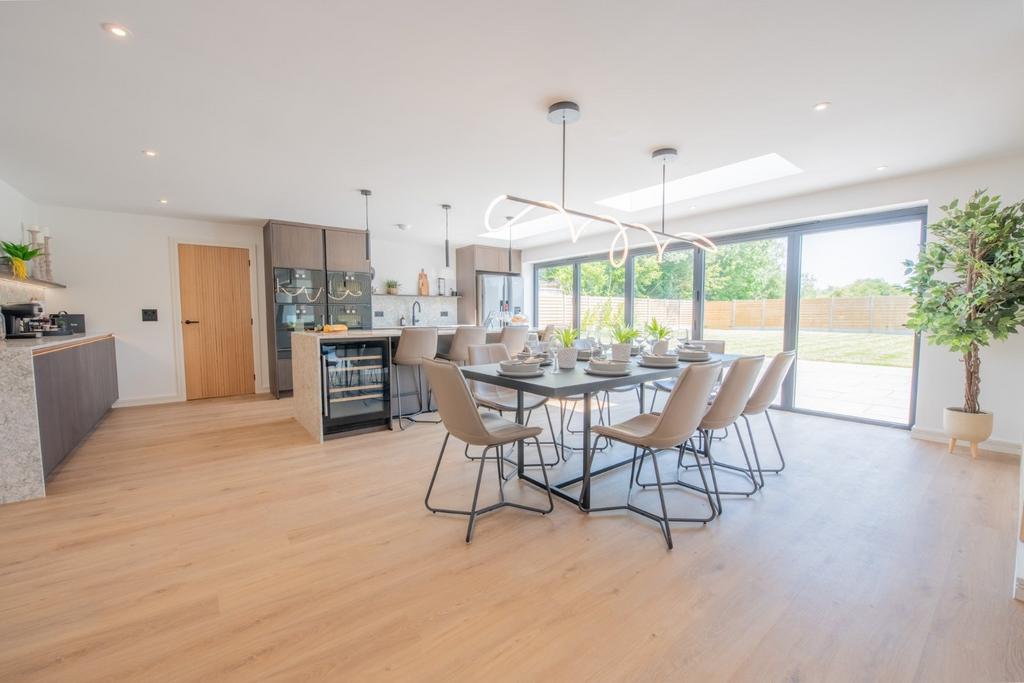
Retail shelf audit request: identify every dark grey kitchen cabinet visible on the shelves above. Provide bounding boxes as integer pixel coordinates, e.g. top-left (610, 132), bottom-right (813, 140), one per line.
top-left (270, 222), bottom-right (326, 271)
top-left (33, 336), bottom-right (119, 477)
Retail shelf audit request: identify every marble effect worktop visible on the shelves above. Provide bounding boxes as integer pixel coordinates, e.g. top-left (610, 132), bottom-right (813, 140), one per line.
top-left (294, 325), bottom-right (502, 341)
top-left (0, 332), bottom-right (110, 353)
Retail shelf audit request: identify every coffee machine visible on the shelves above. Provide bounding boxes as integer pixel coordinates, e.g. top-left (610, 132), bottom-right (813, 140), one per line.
top-left (1, 302), bottom-right (44, 339)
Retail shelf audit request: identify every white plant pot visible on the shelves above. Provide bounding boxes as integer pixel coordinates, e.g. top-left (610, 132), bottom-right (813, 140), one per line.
top-left (943, 407), bottom-right (994, 459)
top-left (556, 347), bottom-right (579, 370)
top-left (611, 343), bottom-right (632, 362)
top-left (652, 340), bottom-right (669, 355)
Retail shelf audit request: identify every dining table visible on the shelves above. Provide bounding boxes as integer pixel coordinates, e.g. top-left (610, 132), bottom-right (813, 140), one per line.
top-left (460, 352), bottom-right (738, 511)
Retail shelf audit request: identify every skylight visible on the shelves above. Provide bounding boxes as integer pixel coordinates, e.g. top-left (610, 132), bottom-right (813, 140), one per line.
top-left (596, 153), bottom-right (803, 212)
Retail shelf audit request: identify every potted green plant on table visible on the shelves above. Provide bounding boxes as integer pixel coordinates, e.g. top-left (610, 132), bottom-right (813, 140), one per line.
top-left (904, 189), bottom-right (1024, 459)
top-left (610, 323), bottom-right (641, 361)
top-left (1, 242), bottom-right (41, 281)
top-left (645, 317), bottom-right (673, 355)
top-left (552, 327), bottom-right (580, 370)
top-left (384, 279), bottom-right (400, 295)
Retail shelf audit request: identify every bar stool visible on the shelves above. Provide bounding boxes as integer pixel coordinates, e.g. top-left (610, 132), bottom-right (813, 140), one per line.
top-left (497, 325), bottom-right (529, 356)
top-left (393, 327), bottom-right (440, 429)
top-left (739, 350), bottom-right (796, 486)
top-left (436, 326), bottom-right (486, 365)
top-left (591, 361), bottom-right (722, 549)
top-left (422, 358), bottom-right (553, 543)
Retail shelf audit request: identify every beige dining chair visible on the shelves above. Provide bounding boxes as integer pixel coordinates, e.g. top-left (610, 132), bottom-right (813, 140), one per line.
top-left (421, 358), bottom-right (553, 543)
top-left (740, 351), bottom-right (795, 486)
top-left (436, 326), bottom-right (486, 365)
top-left (498, 325), bottom-right (529, 356)
top-left (466, 343), bottom-right (559, 469)
top-left (649, 339), bottom-right (727, 411)
top-left (677, 355), bottom-right (764, 513)
top-left (590, 361), bottom-right (723, 549)
top-left (392, 327), bottom-right (440, 429)
top-left (538, 324), bottom-right (556, 342)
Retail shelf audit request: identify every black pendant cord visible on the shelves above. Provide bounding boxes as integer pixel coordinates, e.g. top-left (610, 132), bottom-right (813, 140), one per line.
top-left (661, 162), bottom-right (666, 235)
top-left (561, 119), bottom-right (567, 207)
top-left (507, 216), bottom-right (513, 271)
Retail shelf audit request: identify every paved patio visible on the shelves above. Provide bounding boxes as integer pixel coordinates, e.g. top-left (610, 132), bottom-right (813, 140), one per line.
top-left (794, 359), bottom-right (911, 423)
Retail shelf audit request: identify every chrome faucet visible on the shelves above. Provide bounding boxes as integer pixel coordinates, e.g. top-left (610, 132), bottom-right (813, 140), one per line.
top-left (411, 300), bottom-right (422, 326)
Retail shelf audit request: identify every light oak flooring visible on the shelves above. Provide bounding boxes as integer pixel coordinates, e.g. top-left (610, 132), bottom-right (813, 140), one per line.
top-left (1, 395), bottom-right (1022, 681)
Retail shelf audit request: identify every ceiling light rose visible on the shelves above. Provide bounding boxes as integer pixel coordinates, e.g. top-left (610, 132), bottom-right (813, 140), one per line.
top-left (876, 165), bottom-right (889, 171)
top-left (101, 23), bottom-right (131, 38)
top-left (395, 223), bottom-right (411, 231)
top-left (158, 198), bottom-right (168, 204)
top-left (142, 149), bottom-right (157, 157)
top-left (813, 101), bottom-right (831, 111)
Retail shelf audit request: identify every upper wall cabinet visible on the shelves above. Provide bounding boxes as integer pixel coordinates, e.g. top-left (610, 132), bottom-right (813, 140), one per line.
top-left (326, 229), bottom-right (370, 272)
top-left (474, 245), bottom-right (521, 274)
top-left (270, 223), bottom-right (325, 270)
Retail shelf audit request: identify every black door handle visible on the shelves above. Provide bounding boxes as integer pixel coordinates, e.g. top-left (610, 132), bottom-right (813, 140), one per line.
top-left (184, 319), bottom-right (200, 324)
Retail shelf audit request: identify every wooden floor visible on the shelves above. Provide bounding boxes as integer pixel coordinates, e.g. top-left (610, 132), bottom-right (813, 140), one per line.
top-left (1, 395), bottom-right (1022, 681)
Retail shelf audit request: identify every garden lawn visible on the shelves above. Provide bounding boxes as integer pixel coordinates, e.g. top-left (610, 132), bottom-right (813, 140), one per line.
top-left (703, 329), bottom-right (914, 368)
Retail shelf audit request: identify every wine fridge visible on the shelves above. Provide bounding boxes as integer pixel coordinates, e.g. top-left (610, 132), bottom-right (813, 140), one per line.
top-left (321, 339), bottom-right (392, 435)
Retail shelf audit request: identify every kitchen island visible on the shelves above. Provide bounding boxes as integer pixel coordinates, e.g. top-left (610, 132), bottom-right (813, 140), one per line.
top-left (291, 327), bottom-right (508, 442)
top-left (0, 333), bottom-right (118, 504)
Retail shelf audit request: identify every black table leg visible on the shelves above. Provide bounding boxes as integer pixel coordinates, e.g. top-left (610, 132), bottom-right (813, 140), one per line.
top-left (517, 389), bottom-right (525, 476)
top-left (580, 392), bottom-right (592, 511)
top-left (639, 382), bottom-right (646, 413)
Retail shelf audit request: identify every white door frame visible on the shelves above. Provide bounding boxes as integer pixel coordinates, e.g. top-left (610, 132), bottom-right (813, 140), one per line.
top-left (168, 237), bottom-right (267, 401)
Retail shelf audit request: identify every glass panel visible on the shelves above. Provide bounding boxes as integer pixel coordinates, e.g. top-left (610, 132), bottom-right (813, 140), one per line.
top-left (579, 260), bottom-right (626, 341)
top-left (795, 221), bottom-right (920, 424)
top-left (535, 264), bottom-right (575, 329)
top-left (323, 341), bottom-right (389, 423)
top-left (327, 271), bottom-right (371, 304)
top-left (632, 249), bottom-right (694, 342)
top-left (274, 268), bottom-right (325, 304)
top-left (276, 304), bottom-right (323, 350)
top-left (327, 304), bottom-right (371, 329)
top-left (703, 238), bottom-right (788, 357)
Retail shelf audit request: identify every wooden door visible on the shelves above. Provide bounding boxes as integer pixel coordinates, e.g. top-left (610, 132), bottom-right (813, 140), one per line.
top-left (178, 244), bottom-right (255, 400)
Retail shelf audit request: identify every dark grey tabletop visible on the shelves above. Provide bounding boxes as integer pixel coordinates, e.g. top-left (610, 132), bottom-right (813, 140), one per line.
top-left (461, 353), bottom-right (738, 398)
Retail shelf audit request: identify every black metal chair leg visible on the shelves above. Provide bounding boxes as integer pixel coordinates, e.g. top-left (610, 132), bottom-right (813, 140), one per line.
top-left (687, 437), bottom-right (718, 519)
top-left (742, 415), bottom-right (766, 487)
top-left (425, 432), bottom-right (451, 511)
top-left (705, 431), bottom-right (723, 514)
top-left (647, 448), bottom-right (673, 550)
top-left (465, 445), bottom-right (491, 543)
top-left (762, 411), bottom-right (786, 474)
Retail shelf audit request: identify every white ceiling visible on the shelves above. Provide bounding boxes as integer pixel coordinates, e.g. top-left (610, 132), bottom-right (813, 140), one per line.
top-left (1, 0), bottom-right (1022, 248)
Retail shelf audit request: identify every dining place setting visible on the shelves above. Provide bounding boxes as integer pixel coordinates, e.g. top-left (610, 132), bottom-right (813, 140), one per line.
top-left (419, 319), bottom-right (796, 548)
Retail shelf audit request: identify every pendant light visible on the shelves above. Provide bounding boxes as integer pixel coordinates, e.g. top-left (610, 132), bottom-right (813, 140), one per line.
top-left (441, 204), bottom-right (452, 269)
top-left (483, 101), bottom-right (717, 266)
top-left (652, 147), bottom-right (678, 235)
top-left (360, 188), bottom-right (374, 278)
top-left (506, 215), bottom-right (515, 272)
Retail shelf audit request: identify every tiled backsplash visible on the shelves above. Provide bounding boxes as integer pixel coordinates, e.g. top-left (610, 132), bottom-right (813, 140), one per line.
top-left (372, 295), bottom-right (458, 327)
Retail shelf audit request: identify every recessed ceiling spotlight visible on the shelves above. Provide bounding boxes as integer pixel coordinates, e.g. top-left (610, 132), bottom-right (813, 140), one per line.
top-left (158, 198), bottom-right (168, 204)
top-left (875, 165), bottom-right (889, 171)
top-left (395, 223), bottom-right (411, 231)
top-left (101, 23), bottom-right (131, 38)
top-left (142, 149), bottom-right (157, 158)
top-left (813, 101), bottom-right (831, 112)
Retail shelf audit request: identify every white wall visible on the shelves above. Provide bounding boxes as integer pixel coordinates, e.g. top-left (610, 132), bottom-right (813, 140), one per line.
top-left (523, 153), bottom-right (1024, 448)
top-left (369, 234), bottom-right (454, 296)
top-left (34, 205), bottom-right (267, 405)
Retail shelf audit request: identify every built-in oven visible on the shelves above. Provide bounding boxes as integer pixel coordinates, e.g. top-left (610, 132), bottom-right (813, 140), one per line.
top-left (274, 268), bottom-right (325, 305)
top-left (276, 303), bottom-right (324, 351)
top-left (327, 304), bottom-right (371, 330)
top-left (327, 271), bottom-right (371, 305)
top-left (321, 339), bottom-right (391, 435)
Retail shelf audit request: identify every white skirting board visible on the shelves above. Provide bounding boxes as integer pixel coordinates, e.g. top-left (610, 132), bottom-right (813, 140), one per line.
top-left (910, 427), bottom-right (1022, 456)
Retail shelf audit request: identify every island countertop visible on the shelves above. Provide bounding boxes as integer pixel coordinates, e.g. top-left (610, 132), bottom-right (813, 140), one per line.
top-left (293, 325), bottom-right (529, 341)
top-left (0, 332), bottom-right (114, 354)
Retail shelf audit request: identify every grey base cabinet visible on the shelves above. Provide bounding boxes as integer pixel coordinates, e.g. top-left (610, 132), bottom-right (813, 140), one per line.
top-left (34, 336), bottom-right (119, 477)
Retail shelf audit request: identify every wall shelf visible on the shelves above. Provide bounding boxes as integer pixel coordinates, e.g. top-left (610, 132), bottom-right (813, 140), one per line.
top-left (0, 271), bottom-right (66, 289)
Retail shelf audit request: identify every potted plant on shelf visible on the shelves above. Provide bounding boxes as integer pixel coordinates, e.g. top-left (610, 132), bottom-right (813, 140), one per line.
top-left (384, 279), bottom-right (400, 295)
top-left (1, 241), bottom-right (41, 281)
top-left (645, 317), bottom-right (673, 355)
top-left (905, 189), bottom-right (1024, 459)
top-left (552, 327), bottom-right (580, 370)
top-left (610, 323), bottom-right (641, 361)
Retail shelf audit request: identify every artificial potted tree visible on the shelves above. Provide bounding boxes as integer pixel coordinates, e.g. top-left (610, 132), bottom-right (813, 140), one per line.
top-left (905, 190), bottom-right (1024, 459)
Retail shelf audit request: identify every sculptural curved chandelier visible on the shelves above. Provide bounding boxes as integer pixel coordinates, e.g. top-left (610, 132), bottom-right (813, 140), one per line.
top-left (483, 101), bottom-right (716, 267)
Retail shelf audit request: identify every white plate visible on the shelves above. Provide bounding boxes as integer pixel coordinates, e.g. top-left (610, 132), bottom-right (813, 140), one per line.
top-left (497, 369), bottom-right (545, 378)
top-left (637, 360), bottom-right (679, 369)
top-left (584, 367), bottom-right (632, 377)
top-left (677, 351), bottom-right (710, 361)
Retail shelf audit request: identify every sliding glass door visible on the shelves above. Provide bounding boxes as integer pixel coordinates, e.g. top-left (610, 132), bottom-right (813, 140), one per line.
top-left (535, 264), bottom-right (575, 328)
top-left (579, 260), bottom-right (626, 340)
top-left (703, 238), bottom-right (788, 357)
top-left (632, 249), bottom-right (694, 340)
top-left (794, 221), bottom-right (921, 424)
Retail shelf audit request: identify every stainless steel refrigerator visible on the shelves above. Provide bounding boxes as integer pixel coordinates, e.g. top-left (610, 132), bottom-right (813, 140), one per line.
top-left (477, 273), bottom-right (524, 330)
